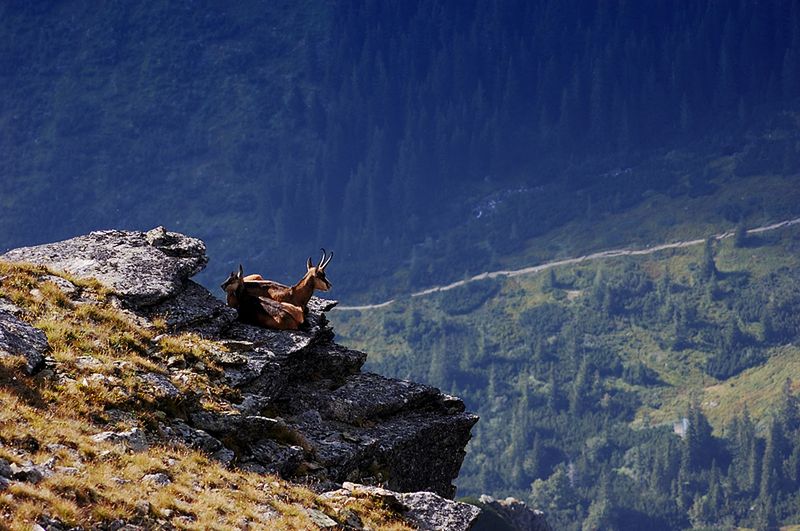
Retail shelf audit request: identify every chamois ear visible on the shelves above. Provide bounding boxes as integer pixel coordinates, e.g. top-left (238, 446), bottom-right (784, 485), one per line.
top-left (306, 257), bottom-right (314, 270)
top-left (238, 264), bottom-right (244, 279)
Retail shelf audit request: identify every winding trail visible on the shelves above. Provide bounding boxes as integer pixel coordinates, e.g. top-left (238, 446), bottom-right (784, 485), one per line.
top-left (334, 217), bottom-right (800, 312)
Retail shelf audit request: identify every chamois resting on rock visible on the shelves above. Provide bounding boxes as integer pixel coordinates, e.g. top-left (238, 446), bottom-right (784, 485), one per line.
top-left (241, 248), bottom-right (333, 315)
top-left (221, 265), bottom-right (305, 330)
top-left (220, 249), bottom-right (333, 330)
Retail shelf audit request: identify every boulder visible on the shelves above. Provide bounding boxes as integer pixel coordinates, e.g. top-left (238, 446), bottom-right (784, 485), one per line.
top-left (139, 280), bottom-right (236, 337)
top-left (0, 306), bottom-right (48, 375)
top-left (1, 226), bottom-right (207, 307)
top-left (324, 483), bottom-right (482, 531)
top-left (90, 428), bottom-right (149, 452)
top-left (473, 495), bottom-right (554, 531)
top-left (399, 491), bottom-right (482, 531)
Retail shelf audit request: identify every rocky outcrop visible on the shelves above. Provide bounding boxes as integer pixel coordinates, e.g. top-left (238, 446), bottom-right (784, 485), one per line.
top-left (1, 226), bottom-right (207, 307)
top-left (0, 302), bottom-right (49, 375)
top-left (1, 228), bottom-right (480, 514)
top-left (323, 482), bottom-right (482, 531)
top-left (472, 495), bottom-right (553, 531)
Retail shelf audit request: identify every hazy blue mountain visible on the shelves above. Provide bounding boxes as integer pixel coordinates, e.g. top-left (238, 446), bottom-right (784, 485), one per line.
top-left (3, 0), bottom-right (799, 298)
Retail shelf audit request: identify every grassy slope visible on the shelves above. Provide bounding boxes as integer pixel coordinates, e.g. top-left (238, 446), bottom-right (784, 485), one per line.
top-left (0, 262), bottom-right (410, 530)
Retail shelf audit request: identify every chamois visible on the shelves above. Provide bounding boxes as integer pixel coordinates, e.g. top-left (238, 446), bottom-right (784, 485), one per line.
top-left (221, 265), bottom-right (305, 330)
top-left (242, 248), bottom-right (333, 314)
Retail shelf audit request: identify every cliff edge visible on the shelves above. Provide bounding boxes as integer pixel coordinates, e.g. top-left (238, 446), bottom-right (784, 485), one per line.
top-left (0, 227), bottom-right (495, 530)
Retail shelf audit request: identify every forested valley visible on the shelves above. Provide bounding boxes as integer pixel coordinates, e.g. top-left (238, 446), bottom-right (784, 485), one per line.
top-left (335, 221), bottom-right (800, 530)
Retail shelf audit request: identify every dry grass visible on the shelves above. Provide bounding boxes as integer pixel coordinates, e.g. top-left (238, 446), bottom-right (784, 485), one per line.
top-left (0, 261), bottom-right (413, 530)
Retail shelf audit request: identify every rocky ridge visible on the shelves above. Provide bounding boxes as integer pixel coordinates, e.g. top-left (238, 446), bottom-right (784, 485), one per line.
top-left (0, 227), bottom-right (546, 530)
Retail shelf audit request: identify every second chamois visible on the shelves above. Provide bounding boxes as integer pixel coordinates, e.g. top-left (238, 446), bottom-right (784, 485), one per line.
top-left (221, 265), bottom-right (305, 330)
top-left (220, 249), bottom-right (333, 330)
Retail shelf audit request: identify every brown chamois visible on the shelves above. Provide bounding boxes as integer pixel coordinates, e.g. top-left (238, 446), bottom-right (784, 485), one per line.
top-left (242, 248), bottom-right (333, 314)
top-left (221, 265), bottom-right (305, 330)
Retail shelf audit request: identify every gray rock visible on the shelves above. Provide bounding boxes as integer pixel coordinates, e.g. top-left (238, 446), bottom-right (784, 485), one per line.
top-left (301, 372), bottom-right (441, 425)
top-left (189, 411), bottom-right (286, 444)
top-left (290, 409), bottom-right (477, 498)
top-left (305, 507), bottom-right (338, 528)
top-left (1, 227), bottom-right (207, 307)
top-left (222, 348), bottom-right (285, 393)
top-left (475, 495), bottom-right (553, 531)
top-left (280, 372), bottom-right (477, 497)
top-left (0, 297), bottom-right (23, 316)
top-left (74, 355), bottom-right (102, 370)
top-left (9, 461), bottom-right (49, 483)
top-left (142, 472), bottom-right (171, 486)
top-left (327, 483), bottom-right (481, 531)
top-left (235, 394), bottom-right (270, 415)
top-left (3, 228), bottom-right (480, 501)
top-left (0, 309), bottom-right (48, 375)
top-left (139, 280), bottom-right (236, 336)
top-left (139, 372), bottom-right (181, 401)
top-left (38, 275), bottom-right (77, 296)
top-left (212, 447), bottom-right (236, 466)
top-left (399, 491), bottom-right (482, 531)
top-left (247, 440), bottom-right (306, 476)
top-left (91, 427), bottom-right (148, 452)
top-left (0, 457), bottom-right (12, 478)
top-left (160, 420), bottom-right (224, 454)
top-left (223, 322), bottom-right (318, 357)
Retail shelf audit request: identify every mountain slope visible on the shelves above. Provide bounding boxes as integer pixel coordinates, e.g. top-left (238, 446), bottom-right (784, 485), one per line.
top-left (331, 186), bottom-right (800, 530)
top-left (2, 0), bottom-right (800, 297)
top-left (0, 228), bottom-right (487, 530)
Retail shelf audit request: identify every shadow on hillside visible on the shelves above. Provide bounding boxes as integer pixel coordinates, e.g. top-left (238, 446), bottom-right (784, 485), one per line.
top-left (0, 357), bottom-right (49, 409)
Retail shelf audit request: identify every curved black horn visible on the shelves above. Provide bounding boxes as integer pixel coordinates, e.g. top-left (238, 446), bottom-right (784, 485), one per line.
top-left (321, 250), bottom-right (334, 270)
top-left (238, 264), bottom-right (244, 278)
top-left (319, 248), bottom-right (327, 268)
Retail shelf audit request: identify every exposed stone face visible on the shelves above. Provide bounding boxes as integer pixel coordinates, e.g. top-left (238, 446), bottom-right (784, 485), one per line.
top-left (475, 495), bottom-right (554, 531)
top-left (1, 226), bottom-right (207, 307)
top-left (0, 304), bottom-right (48, 375)
top-left (0, 227), bottom-right (526, 530)
top-left (323, 483), bottom-right (482, 531)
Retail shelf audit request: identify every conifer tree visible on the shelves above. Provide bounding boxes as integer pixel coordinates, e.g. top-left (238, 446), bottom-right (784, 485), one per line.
top-left (701, 236), bottom-right (718, 281)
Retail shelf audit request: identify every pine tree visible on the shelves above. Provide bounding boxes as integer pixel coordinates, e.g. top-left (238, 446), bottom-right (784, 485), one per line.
top-left (547, 363), bottom-right (559, 410)
top-left (701, 236), bottom-right (718, 281)
top-left (759, 419), bottom-right (782, 499)
top-left (778, 378), bottom-right (798, 435)
top-left (753, 494), bottom-right (779, 531)
top-left (683, 399), bottom-right (713, 470)
top-left (570, 357), bottom-right (590, 415)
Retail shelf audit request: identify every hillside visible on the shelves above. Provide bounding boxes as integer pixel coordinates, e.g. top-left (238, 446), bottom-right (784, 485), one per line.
top-left (2, 0), bottom-right (800, 297)
top-left (331, 179), bottom-right (800, 530)
top-left (0, 228), bottom-right (524, 530)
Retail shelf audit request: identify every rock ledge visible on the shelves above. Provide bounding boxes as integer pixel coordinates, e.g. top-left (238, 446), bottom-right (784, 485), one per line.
top-left (1, 228), bottom-right (480, 515)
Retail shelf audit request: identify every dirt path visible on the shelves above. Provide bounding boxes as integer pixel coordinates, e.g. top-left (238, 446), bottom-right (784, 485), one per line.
top-left (334, 216), bottom-right (800, 312)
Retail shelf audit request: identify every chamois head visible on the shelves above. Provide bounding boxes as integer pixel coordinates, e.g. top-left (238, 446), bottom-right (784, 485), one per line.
top-left (305, 248), bottom-right (333, 291)
top-left (221, 264), bottom-right (245, 297)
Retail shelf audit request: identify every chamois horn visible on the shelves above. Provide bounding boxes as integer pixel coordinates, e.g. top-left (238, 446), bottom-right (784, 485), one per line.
top-left (320, 248), bottom-right (333, 270)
